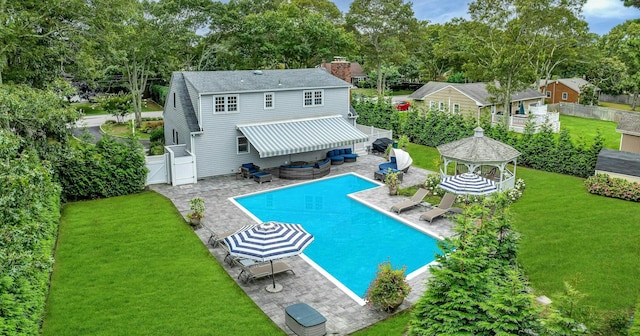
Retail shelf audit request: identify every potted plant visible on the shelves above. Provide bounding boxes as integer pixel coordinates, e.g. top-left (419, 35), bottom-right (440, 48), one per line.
top-left (364, 261), bottom-right (411, 312)
top-left (385, 169), bottom-right (401, 196)
top-left (186, 197), bottom-right (205, 227)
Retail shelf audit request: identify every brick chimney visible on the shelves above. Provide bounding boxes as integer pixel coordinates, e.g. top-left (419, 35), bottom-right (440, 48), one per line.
top-left (330, 56), bottom-right (351, 84)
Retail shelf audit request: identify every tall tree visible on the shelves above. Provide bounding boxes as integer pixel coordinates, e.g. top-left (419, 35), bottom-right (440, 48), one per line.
top-left (0, 0), bottom-right (84, 86)
top-left (460, 0), bottom-right (587, 126)
top-left (206, 2), bottom-right (356, 70)
top-left (84, 0), bottom-right (206, 127)
top-left (346, 0), bottom-right (418, 95)
top-left (622, 0), bottom-right (640, 7)
top-left (602, 19), bottom-right (640, 110)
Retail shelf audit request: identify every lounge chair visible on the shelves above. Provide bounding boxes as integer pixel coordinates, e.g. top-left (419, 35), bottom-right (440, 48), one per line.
top-left (390, 188), bottom-right (429, 213)
top-left (207, 229), bottom-right (237, 248)
top-left (419, 192), bottom-right (457, 223)
top-left (239, 261), bottom-right (295, 284)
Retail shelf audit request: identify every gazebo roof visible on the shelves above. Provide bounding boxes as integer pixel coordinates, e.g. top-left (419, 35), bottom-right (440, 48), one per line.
top-left (437, 127), bottom-right (521, 163)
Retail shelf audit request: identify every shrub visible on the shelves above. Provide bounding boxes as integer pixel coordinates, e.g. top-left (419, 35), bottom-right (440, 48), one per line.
top-left (0, 131), bottom-right (61, 335)
top-left (585, 173), bottom-right (640, 202)
top-left (423, 174), bottom-right (443, 196)
top-left (58, 136), bottom-right (147, 201)
top-left (149, 84), bottom-right (168, 107)
top-left (364, 261), bottom-right (411, 312)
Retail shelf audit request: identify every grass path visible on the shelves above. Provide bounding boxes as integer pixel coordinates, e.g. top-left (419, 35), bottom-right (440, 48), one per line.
top-left (43, 192), bottom-right (283, 336)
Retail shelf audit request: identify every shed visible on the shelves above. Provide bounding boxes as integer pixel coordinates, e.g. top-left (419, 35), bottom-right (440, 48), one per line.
top-left (595, 148), bottom-right (640, 183)
top-left (616, 113), bottom-right (640, 154)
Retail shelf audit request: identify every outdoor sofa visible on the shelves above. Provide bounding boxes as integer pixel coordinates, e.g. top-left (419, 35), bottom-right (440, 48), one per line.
top-left (279, 158), bottom-right (331, 180)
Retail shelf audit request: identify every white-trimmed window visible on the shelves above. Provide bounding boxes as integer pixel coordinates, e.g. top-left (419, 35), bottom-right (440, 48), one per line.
top-left (264, 92), bottom-right (274, 109)
top-left (303, 90), bottom-right (323, 107)
top-left (546, 91), bottom-right (551, 98)
top-left (214, 95), bottom-right (239, 113)
top-left (562, 92), bottom-right (568, 100)
top-left (429, 101), bottom-right (436, 110)
top-left (237, 136), bottom-right (249, 154)
top-left (453, 103), bottom-right (460, 113)
top-left (438, 102), bottom-right (445, 111)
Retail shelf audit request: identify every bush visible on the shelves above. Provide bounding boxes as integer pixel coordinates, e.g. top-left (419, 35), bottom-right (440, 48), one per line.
top-left (149, 85), bottom-right (168, 107)
top-left (352, 100), bottom-right (604, 178)
top-left (0, 131), bottom-right (61, 335)
top-left (58, 136), bottom-right (147, 201)
top-left (149, 127), bottom-right (165, 144)
top-left (585, 173), bottom-right (640, 202)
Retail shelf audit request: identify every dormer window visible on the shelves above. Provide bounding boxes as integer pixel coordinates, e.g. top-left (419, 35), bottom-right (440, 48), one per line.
top-left (303, 90), bottom-right (323, 107)
top-left (214, 95), bottom-right (239, 114)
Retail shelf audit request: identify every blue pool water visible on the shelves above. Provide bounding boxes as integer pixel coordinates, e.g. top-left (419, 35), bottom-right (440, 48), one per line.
top-left (234, 174), bottom-right (440, 298)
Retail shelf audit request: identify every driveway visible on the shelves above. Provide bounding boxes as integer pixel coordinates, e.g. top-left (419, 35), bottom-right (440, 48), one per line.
top-left (72, 111), bottom-right (162, 147)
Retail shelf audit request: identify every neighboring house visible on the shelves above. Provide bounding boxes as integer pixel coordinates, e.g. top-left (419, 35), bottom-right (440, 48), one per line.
top-left (537, 78), bottom-right (598, 104)
top-left (595, 148), bottom-right (640, 184)
top-left (319, 57), bottom-right (367, 86)
top-left (163, 68), bottom-right (368, 181)
top-left (616, 113), bottom-right (640, 154)
top-left (407, 81), bottom-right (559, 133)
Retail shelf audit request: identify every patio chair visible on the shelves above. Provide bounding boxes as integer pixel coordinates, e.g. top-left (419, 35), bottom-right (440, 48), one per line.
top-left (207, 229), bottom-right (237, 248)
top-left (390, 188), bottom-right (429, 214)
top-left (239, 261), bottom-right (295, 284)
top-left (419, 192), bottom-right (456, 223)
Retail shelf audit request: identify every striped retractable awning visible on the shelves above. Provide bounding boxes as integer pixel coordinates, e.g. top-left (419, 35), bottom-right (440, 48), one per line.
top-left (237, 115), bottom-right (369, 158)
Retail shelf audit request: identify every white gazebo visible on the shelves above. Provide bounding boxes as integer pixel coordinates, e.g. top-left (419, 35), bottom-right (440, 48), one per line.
top-left (436, 127), bottom-right (521, 191)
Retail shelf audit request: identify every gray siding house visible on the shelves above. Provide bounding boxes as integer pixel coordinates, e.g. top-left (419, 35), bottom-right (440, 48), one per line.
top-left (163, 68), bottom-right (368, 179)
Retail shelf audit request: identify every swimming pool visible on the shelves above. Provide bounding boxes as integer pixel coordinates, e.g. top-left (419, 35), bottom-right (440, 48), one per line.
top-left (233, 173), bottom-right (441, 303)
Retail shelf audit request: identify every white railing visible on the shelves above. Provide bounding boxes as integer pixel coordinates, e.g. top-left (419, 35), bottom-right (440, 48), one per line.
top-left (491, 110), bottom-right (560, 133)
top-left (355, 124), bottom-right (393, 154)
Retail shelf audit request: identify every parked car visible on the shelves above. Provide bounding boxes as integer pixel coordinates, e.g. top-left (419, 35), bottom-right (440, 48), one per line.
top-left (394, 101), bottom-right (411, 111)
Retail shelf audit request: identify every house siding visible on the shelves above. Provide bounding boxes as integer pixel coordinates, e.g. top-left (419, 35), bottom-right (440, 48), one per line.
top-left (620, 134), bottom-right (640, 154)
top-left (163, 76), bottom-right (192, 149)
top-left (194, 87), bottom-right (351, 178)
top-left (540, 82), bottom-right (579, 104)
top-left (415, 88), bottom-right (479, 118)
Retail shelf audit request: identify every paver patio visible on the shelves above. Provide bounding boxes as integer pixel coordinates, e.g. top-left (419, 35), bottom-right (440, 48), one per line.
top-left (149, 153), bottom-right (455, 335)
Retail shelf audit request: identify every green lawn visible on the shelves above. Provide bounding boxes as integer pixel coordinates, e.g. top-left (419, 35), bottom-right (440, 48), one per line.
top-left (599, 101), bottom-right (637, 112)
top-left (355, 144), bottom-right (640, 335)
top-left (73, 100), bottom-right (163, 116)
top-left (43, 192), bottom-right (283, 336)
top-left (511, 167), bottom-right (640, 311)
top-left (559, 114), bottom-right (621, 149)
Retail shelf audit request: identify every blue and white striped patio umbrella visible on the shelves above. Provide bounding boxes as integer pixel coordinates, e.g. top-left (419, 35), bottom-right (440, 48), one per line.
top-left (439, 173), bottom-right (498, 196)
top-left (224, 221), bottom-right (314, 291)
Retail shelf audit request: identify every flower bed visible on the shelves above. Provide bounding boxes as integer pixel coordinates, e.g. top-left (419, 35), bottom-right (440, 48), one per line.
top-left (585, 173), bottom-right (640, 202)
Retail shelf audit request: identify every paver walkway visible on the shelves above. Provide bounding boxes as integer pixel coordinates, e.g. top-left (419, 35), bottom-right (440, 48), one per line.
top-left (149, 153), bottom-right (455, 335)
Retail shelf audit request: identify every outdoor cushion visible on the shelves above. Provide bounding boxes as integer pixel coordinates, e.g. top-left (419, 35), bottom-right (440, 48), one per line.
top-left (339, 149), bottom-right (346, 155)
top-left (345, 148), bottom-right (352, 154)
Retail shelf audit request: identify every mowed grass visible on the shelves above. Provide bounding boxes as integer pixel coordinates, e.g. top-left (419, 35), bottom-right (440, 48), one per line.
top-left (559, 114), bottom-right (620, 149)
top-left (43, 191), bottom-right (283, 336)
top-left (511, 167), bottom-right (640, 310)
top-left (599, 101), bottom-right (638, 112)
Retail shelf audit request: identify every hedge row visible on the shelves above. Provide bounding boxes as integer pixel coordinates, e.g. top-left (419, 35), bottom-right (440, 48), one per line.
top-left (57, 136), bottom-right (148, 202)
top-left (353, 101), bottom-right (604, 178)
top-left (0, 131), bottom-right (61, 335)
top-left (585, 173), bottom-right (640, 202)
top-left (149, 85), bottom-right (168, 107)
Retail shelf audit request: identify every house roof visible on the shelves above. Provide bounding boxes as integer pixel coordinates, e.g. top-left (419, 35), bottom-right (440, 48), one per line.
top-left (616, 113), bottom-right (640, 136)
top-left (320, 61), bottom-right (366, 77)
top-left (437, 127), bottom-right (521, 163)
top-left (537, 78), bottom-right (595, 93)
top-left (595, 148), bottom-right (640, 177)
top-left (180, 68), bottom-right (351, 94)
top-left (408, 82), bottom-right (543, 106)
top-left (237, 115), bottom-right (369, 158)
top-left (172, 72), bottom-right (201, 133)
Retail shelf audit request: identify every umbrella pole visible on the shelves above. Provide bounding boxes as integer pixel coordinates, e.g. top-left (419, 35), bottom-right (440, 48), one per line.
top-left (270, 260), bottom-right (276, 289)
